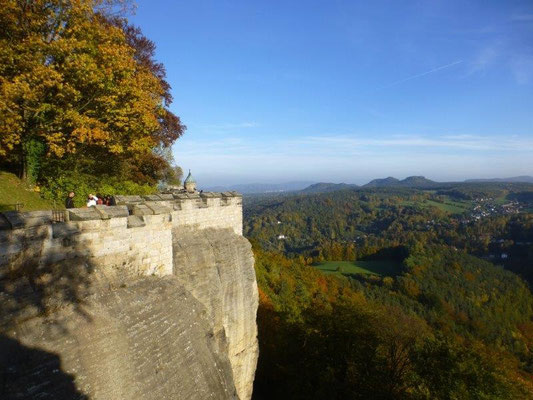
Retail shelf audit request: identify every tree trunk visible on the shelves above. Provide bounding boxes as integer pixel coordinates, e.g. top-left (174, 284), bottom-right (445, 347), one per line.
top-left (20, 149), bottom-right (28, 181)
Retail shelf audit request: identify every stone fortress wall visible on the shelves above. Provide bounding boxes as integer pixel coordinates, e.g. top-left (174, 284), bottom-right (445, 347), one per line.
top-left (0, 191), bottom-right (243, 278)
top-left (0, 191), bottom-right (258, 400)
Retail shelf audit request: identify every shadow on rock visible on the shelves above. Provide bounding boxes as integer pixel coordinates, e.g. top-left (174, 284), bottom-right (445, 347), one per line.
top-left (1, 235), bottom-right (96, 398)
top-left (0, 252), bottom-right (95, 330)
top-left (0, 209), bottom-right (98, 329)
top-left (0, 335), bottom-right (88, 399)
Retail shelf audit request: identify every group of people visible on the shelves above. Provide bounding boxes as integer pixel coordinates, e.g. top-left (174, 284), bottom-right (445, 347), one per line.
top-left (65, 192), bottom-right (116, 209)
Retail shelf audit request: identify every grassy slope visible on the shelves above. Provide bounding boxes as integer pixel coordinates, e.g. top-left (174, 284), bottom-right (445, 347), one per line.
top-left (0, 171), bottom-right (57, 211)
top-left (401, 198), bottom-right (472, 214)
top-left (313, 260), bottom-right (400, 277)
top-left (425, 199), bottom-right (470, 213)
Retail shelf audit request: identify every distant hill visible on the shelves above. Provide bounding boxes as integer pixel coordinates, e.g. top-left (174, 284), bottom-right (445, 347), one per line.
top-left (299, 176), bottom-right (436, 194)
top-left (363, 176), bottom-right (436, 188)
top-left (209, 175), bottom-right (533, 194)
top-left (399, 176), bottom-right (438, 187)
top-left (205, 181), bottom-right (314, 194)
top-left (363, 177), bottom-right (400, 187)
top-left (300, 182), bottom-right (359, 194)
top-left (465, 176), bottom-right (533, 184)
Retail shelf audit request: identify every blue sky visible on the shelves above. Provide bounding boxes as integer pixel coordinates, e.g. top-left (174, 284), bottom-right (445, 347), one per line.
top-left (131, 0), bottom-right (533, 186)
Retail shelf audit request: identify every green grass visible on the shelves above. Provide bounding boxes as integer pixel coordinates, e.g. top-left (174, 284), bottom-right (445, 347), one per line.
top-left (425, 199), bottom-right (470, 214)
top-left (0, 171), bottom-right (57, 212)
top-left (493, 194), bottom-right (509, 205)
top-left (313, 260), bottom-right (401, 277)
top-left (401, 198), bottom-right (471, 214)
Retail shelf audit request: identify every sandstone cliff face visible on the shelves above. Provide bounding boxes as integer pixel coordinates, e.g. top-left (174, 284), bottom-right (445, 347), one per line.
top-left (172, 227), bottom-right (259, 400)
top-left (0, 228), bottom-right (258, 400)
top-left (1, 277), bottom-right (238, 399)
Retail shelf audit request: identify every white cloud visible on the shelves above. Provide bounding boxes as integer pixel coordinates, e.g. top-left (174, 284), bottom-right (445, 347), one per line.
top-left (288, 134), bottom-right (533, 152)
top-left (468, 41), bottom-right (533, 85)
top-left (468, 44), bottom-right (501, 75)
top-left (511, 14), bottom-right (533, 22)
top-left (193, 121), bottom-right (259, 131)
top-left (510, 55), bottom-right (533, 84)
top-left (173, 133), bottom-right (533, 185)
top-left (378, 61), bottom-right (463, 90)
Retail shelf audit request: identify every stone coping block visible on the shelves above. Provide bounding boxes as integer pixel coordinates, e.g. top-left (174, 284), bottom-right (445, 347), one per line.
top-left (158, 193), bottom-right (174, 200)
top-left (2, 210), bottom-right (53, 229)
top-left (127, 215), bottom-right (146, 228)
top-left (114, 195), bottom-right (143, 204)
top-left (132, 204), bottom-right (154, 216)
top-left (95, 205), bottom-right (129, 219)
top-left (200, 192), bottom-right (223, 198)
top-left (0, 214), bottom-right (10, 230)
top-left (221, 191), bottom-right (241, 198)
top-left (68, 207), bottom-right (101, 221)
top-left (142, 195), bottom-right (161, 201)
top-left (145, 202), bottom-right (171, 215)
top-left (173, 193), bottom-right (201, 200)
top-left (1, 212), bottom-right (24, 229)
top-left (173, 190), bottom-right (240, 198)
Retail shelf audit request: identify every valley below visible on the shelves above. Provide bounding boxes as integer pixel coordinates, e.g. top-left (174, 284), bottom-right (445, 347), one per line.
top-left (246, 181), bottom-right (533, 399)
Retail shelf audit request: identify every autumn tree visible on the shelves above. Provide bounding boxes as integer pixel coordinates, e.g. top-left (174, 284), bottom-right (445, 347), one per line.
top-left (0, 0), bottom-right (184, 190)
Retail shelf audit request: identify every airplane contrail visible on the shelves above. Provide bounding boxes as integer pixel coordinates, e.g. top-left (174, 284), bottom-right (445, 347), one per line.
top-left (379, 60), bottom-right (463, 89)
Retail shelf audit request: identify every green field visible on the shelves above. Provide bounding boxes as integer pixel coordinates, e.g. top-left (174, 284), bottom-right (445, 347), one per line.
top-left (0, 171), bottom-right (57, 211)
top-left (401, 198), bottom-right (471, 214)
top-left (425, 199), bottom-right (470, 214)
top-left (493, 194), bottom-right (509, 205)
top-left (313, 260), bottom-right (400, 277)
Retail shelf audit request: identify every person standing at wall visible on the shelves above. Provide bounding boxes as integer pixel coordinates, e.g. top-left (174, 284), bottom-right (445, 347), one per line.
top-left (65, 192), bottom-right (75, 209)
top-left (87, 194), bottom-right (98, 207)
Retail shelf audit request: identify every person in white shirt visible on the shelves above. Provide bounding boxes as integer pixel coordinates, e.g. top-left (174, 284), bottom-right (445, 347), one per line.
top-left (87, 194), bottom-right (98, 207)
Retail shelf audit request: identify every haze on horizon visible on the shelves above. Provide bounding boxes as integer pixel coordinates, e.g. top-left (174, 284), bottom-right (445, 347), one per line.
top-left (131, 0), bottom-right (533, 187)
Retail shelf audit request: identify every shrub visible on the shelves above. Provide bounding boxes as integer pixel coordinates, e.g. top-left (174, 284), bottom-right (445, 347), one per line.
top-left (40, 172), bottom-right (156, 208)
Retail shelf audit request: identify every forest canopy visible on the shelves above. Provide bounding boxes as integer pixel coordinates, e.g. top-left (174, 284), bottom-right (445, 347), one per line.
top-left (246, 184), bottom-right (533, 398)
top-left (252, 244), bottom-right (533, 399)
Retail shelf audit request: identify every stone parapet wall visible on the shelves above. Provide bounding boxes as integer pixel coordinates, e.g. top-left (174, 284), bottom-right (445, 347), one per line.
top-left (0, 207), bottom-right (173, 279)
top-left (0, 191), bottom-right (257, 400)
top-left (171, 195), bottom-right (243, 235)
top-left (115, 191), bottom-right (243, 235)
top-left (0, 192), bottom-right (243, 277)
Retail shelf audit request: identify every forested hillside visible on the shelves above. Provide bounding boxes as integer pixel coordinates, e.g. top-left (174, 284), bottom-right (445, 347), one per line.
top-left (245, 185), bottom-right (533, 283)
top-left (252, 245), bottom-right (533, 399)
top-left (248, 184), bottom-right (533, 399)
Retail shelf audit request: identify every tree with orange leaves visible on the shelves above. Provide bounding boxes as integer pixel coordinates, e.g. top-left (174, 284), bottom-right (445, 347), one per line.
top-left (0, 0), bottom-right (184, 187)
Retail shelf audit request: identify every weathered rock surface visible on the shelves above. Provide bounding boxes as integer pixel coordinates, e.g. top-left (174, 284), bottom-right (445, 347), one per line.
top-left (172, 227), bottom-right (259, 400)
top-left (0, 188), bottom-right (258, 400)
top-left (1, 276), bottom-right (239, 400)
top-left (0, 227), bottom-right (258, 399)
